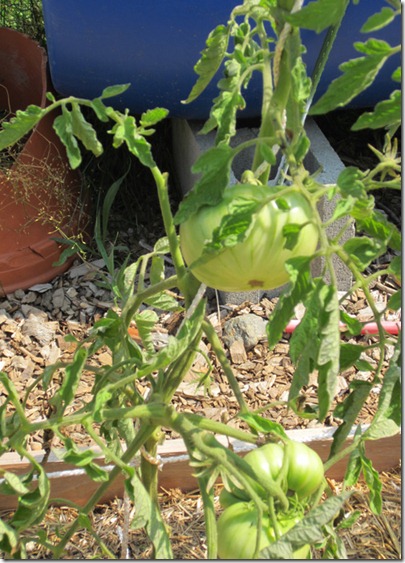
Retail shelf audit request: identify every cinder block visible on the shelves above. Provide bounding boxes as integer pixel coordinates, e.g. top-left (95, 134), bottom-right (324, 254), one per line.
top-left (171, 118), bottom-right (353, 304)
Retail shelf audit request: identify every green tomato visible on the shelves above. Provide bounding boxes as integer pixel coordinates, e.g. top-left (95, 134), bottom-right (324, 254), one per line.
top-left (219, 488), bottom-right (244, 508)
top-left (179, 184), bottom-right (318, 292)
top-left (221, 442), bottom-right (324, 505)
top-left (217, 502), bottom-right (310, 559)
top-left (222, 443), bottom-right (284, 504)
top-left (284, 441), bottom-right (325, 499)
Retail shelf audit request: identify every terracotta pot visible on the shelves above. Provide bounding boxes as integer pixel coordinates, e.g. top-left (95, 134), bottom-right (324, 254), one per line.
top-left (0, 28), bottom-right (89, 295)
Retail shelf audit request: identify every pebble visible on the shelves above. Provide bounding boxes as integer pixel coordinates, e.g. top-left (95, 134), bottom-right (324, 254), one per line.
top-left (222, 313), bottom-right (267, 350)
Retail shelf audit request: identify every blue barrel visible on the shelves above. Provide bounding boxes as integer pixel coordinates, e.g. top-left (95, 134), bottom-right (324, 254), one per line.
top-left (41, 1), bottom-right (400, 118)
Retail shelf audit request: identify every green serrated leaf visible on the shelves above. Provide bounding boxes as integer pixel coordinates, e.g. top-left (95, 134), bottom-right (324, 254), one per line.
top-left (331, 381), bottom-right (373, 457)
top-left (53, 107), bottom-right (82, 169)
top-left (356, 208), bottom-right (401, 251)
top-left (337, 167), bottom-right (366, 198)
top-left (100, 84), bottom-right (130, 99)
top-left (239, 413), bottom-right (288, 439)
top-left (286, 0), bottom-right (349, 33)
top-left (388, 255), bottom-right (401, 279)
top-left (125, 471), bottom-right (173, 558)
top-left (354, 38), bottom-right (395, 56)
top-left (261, 491), bottom-right (352, 559)
top-left (11, 465), bottom-right (50, 530)
top-left (343, 236), bottom-right (385, 271)
top-left (111, 115), bottom-right (156, 168)
top-left (90, 97), bottom-right (110, 122)
top-left (344, 437), bottom-right (363, 487)
top-left (365, 340), bottom-right (401, 433)
top-left (282, 223), bottom-right (305, 251)
top-left (0, 519), bottom-right (19, 554)
top-left (317, 284), bottom-right (340, 420)
top-left (310, 52), bottom-right (389, 114)
top-left (391, 66), bottom-right (401, 82)
top-left (361, 454), bottom-right (382, 514)
top-left (267, 256), bottom-right (314, 350)
top-left (339, 342), bottom-right (364, 369)
top-left (1, 472), bottom-right (30, 496)
top-left (351, 90), bottom-right (401, 131)
top-left (387, 289), bottom-right (401, 311)
top-left (52, 347), bottom-right (88, 414)
top-left (174, 144), bottom-right (234, 224)
top-left (184, 25), bottom-right (229, 104)
top-left (140, 107), bottom-right (169, 127)
top-left (70, 103), bottom-right (103, 156)
top-left (360, 7), bottom-right (396, 33)
top-left (0, 105), bottom-right (45, 150)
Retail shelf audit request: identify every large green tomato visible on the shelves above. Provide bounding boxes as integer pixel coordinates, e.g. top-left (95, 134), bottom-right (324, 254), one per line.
top-left (217, 502), bottom-right (310, 559)
top-left (221, 443), bottom-right (284, 504)
top-left (284, 441), bottom-right (325, 499)
top-left (179, 184), bottom-right (318, 292)
top-left (220, 442), bottom-right (324, 506)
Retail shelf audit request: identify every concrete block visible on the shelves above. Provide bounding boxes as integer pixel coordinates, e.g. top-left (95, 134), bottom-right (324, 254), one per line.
top-left (171, 117), bottom-right (353, 304)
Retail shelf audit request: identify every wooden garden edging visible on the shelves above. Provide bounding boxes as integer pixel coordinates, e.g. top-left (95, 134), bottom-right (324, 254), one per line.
top-left (0, 425), bottom-right (400, 510)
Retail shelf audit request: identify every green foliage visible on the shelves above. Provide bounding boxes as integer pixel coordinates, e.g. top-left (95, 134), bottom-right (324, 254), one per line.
top-left (0, 0), bottom-right (401, 559)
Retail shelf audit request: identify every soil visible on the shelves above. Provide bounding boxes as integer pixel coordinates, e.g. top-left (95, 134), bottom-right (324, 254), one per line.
top-left (0, 111), bottom-right (401, 558)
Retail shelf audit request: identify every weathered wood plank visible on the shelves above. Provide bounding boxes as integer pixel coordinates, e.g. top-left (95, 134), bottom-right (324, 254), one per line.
top-left (0, 427), bottom-right (400, 509)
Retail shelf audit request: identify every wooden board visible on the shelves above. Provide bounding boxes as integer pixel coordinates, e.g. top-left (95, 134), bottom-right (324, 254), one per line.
top-left (0, 426), bottom-right (400, 510)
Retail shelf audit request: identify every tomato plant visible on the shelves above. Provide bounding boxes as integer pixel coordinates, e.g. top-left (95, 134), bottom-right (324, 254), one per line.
top-left (0, 0), bottom-right (401, 559)
top-left (217, 502), bottom-right (310, 560)
top-left (179, 185), bottom-right (318, 292)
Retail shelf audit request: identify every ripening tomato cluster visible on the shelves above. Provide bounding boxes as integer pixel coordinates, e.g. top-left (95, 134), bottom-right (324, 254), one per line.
top-left (217, 441), bottom-right (325, 559)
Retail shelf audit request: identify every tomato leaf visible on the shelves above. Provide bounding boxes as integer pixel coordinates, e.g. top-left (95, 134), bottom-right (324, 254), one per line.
top-left (316, 284), bottom-right (340, 420)
top-left (134, 310), bottom-right (159, 354)
top-left (260, 491), bottom-right (352, 558)
top-left (0, 520), bottom-right (19, 555)
top-left (110, 115), bottom-right (156, 168)
top-left (11, 464), bottom-right (50, 531)
top-left (361, 454), bottom-right (383, 514)
top-left (343, 236), bottom-right (385, 271)
top-left (0, 105), bottom-right (45, 150)
top-left (351, 90), bottom-right (401, 132)
top-left (267, 256), bottom-right (315, 350)
top-left (125, 471), bottom-right (173, 558)
top-left (70, 102), bottom-right (103, 156)
top-left (50, 347), bottom-right (88, 415)
top-left (100, 84), bottom-right (130, 99)
top-left (53, 107), bottom-right (82, 169)
top-left (353, 38), bottom-right (396, 56)
top-left (365, 340), bottom-right (401, 435)
top-left (239, 412), bottom-right (288, 439)
top-left (361, 6), bottom-right (396, 33)
top-left (331, 381), bottom-right (373, 457)
top-left (183, 25), bottom-right (229, 104)
top-left (356, 209), bottom-right (401, 251)
top-left (198, 197), bottom-right (262, 260)
top-left (286, 0), bottom-right (349, 33)
top-left (310, 52), bottom-right (390, 114)
top-left (174, 144), bottom-right (234, 224)
top-left (282, 223), bottom-right (305, 251)
top-left (387, 290), bottom-right (401, 311)
top-left (140, 107), bottom-right (169, 127)
top-left (339, 342), bottom-right (364, 369)
top-left (336, 167), bottom-right (366, 198)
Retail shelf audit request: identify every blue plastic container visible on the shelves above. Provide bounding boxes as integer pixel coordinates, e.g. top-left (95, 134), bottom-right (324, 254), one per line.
top-left (41, 1), bottom-right (400, 119)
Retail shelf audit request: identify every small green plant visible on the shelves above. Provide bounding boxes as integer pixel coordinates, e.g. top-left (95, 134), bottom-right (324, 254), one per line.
top-left (0, 0), bottom-right (401, 558)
